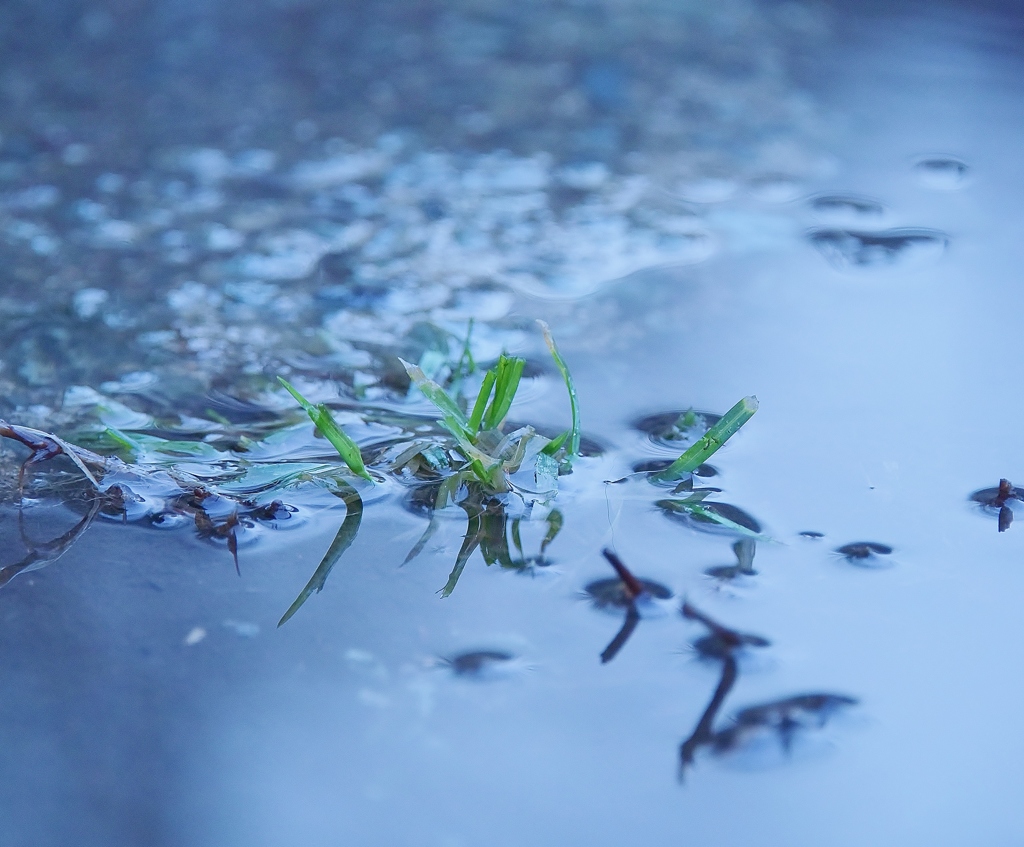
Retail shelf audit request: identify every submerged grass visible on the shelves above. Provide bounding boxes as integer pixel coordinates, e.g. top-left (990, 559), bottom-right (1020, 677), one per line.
top-left (537, 320), bottom-right (581, 464)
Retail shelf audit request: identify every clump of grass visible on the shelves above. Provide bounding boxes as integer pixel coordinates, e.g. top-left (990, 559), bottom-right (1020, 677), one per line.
top-left (400, 321), bottom-right (580, 498)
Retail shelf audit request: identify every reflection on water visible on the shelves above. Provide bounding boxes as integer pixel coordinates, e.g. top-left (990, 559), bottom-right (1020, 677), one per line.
top-left (807, 227), bottom-right (949, 269)
top-left (679, 602), bottom-right (856, 779)
top-left (585, 549), bottom-right (673, 663)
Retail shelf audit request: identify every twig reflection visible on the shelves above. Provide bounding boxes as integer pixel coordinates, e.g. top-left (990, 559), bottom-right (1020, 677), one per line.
top-left (587, 549), bottom-right (671, 664)
top-left (678, 601), bottom-right (857, 779)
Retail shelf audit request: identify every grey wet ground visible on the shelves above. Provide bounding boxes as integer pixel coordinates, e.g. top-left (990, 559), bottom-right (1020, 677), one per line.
top-left (3, 1), bottom-right (1024, 845)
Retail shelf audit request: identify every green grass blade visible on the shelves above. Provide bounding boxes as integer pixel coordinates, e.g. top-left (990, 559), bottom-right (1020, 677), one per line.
top-left (400, 359), bottom-right (474, 441)
top-left (278, 482), bottom-right (363, 625)
top-left (483, 355), bottom-right (525, 431)
top-left (656, 498), bottom-right (769, 541)
top-left (453, 318), bottom-right (476, 381)
top-left (541, 509), bottom-right (564, 555)
top-left (537, 321), bottom-right (581, 462)
top-left (278, 377), bottom-right (372, 481)
top-left (467, 369), bottom-right (496, 434)
top-left (539, 430), bottom-right (568, 456)
top-left (652, 396), bottom-right (758, 483)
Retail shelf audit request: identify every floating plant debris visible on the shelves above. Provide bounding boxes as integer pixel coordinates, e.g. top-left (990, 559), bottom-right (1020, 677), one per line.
top-left (649, 397), bottom-right (757, 483)
top-left (0, 416), bottom-right (364, 601)
top-left (970, 479), bottom-right (1022, 532)
top-left (400, 321), bottom-right (578, 496)
top-left (682, 600), bottom-right (770, 659)
top-left (807, 227), bottom-right (948, 269)
top-left (278, 378), bottom-right (372, 481)
top-left (586, 549), bottom-right (672, 664)
top-left (679, 601), bottom-right (767, 776)
top-left (679, 602), bottom-right (857, 778)
top-left (835, 541), bottom-right (893, 565)
top-left (585, 554), bottom-right (673, 611)
top-left (445, 650), bottom-right (516, 678)
top-left (809, 194), bottom-right (885, 216)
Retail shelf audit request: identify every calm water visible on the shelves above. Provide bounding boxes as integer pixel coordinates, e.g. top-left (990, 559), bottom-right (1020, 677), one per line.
top-left (2, 2), bottom-right (1024, 845)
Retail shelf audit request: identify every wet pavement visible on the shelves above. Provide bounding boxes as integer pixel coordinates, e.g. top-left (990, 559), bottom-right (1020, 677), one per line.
top-left (4, 1), bottom-right (1024, 845)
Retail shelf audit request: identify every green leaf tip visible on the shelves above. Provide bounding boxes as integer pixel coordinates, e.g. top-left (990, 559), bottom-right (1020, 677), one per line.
top-left (653, 395), bottom-right (758, 483)
top-left (536, 320), bottom-right (581, 463)
top-left (277, 376), bottom-right (372, 482)
top-left (399, 358), bottom-right (475, 442)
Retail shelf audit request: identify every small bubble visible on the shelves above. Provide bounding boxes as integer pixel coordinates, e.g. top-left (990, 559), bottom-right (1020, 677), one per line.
top-left (809, 194), bottom-right (885, 216)
top-left (96, 172), bottom-right (126, 193)
top-left (61, 143), bottom-right (90, 166)
top-left (915, 157), bottom-right (969, 190)
top-left (72, 287), bottom-right (108, 319)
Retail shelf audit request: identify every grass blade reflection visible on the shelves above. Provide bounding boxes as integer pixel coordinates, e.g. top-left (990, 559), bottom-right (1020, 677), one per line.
top-left (278, 480), bottom-right (363, 626)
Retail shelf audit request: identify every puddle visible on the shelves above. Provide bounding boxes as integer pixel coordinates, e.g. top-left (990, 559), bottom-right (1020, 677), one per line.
top-left (4, 1), bottom-right (1024, 846)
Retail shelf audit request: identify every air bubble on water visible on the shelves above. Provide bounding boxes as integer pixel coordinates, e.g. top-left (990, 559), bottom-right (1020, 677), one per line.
top-left (96, 172), bottom-right (126, 193)
top-left (61, 143), bottom-right (90, 166)
top-left (3, 184), bottom-right (59, 210)
top-left (72, 287), bottom-right (109, 319)
top-left (914, 156), bottom-right (969, 190)
top-left (234, 149), bottom-right (277, 175)
top-left (206, 223), bottom-right (245, 252)
top-left (556, 162), bottom-right (609, 190)
top-left (673, 177), bottom-right (738, 204)
top-left (93, 220), bottom-right (140, 248)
